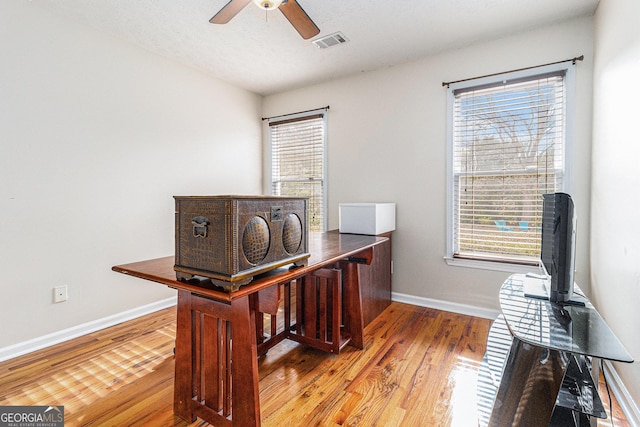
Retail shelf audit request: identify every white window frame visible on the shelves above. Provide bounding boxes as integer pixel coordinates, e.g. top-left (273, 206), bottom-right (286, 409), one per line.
top-left (268, 109), bottom-right (328, 232)
top-left (444, 62), bottom-right (575, 272)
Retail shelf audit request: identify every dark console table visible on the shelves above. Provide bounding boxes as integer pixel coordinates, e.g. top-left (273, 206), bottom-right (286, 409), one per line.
top-left (112, 231), bottom-right (389, 426)
top-left (478, 274), bottom-right (633, 426)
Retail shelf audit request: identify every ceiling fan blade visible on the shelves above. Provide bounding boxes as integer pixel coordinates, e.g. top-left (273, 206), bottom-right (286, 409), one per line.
top-left (279, 0), bottom-right (320, 40)
top-left (210, 0), bottom-right (252, 24)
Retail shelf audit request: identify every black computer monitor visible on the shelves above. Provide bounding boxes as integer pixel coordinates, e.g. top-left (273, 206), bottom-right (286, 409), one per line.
top-left (541, 192), bottom-right (577, 303)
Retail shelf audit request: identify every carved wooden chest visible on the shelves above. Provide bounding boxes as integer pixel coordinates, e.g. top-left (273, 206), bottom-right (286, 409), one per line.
top-left (174, 195), bottom-right (309, 291)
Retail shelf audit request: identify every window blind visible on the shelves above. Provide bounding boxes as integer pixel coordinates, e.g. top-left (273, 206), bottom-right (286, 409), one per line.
top-left (452, 71), bottom-right (566, 262)
top-left (270, 114), bottom-right (326, 232)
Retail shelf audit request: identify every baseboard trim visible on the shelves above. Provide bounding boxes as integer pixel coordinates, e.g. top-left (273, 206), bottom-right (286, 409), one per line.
top-left (0, 296), bottom-right (177, 362)
top-left (603, 360), bottom-right (640, 427)
top-left (392, 292), bottom-right (500, 320)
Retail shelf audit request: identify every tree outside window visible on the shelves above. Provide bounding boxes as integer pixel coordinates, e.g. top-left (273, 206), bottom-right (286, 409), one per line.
top-left (450, 70), bottom-right (569, 263)
top-left (270, 112), bottom-right (327, 232)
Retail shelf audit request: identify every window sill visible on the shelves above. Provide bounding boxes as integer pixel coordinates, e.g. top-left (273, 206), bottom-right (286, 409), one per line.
top-left (443, 256), bottom-right (542, 274)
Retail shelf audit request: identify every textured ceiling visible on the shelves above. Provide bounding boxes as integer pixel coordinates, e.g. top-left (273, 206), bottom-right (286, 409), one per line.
top-left (36, 0), bottom-right (599, 96)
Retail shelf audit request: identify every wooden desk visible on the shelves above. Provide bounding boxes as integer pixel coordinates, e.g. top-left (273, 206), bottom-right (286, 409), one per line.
top-left (112, 231), bottom-right (388, 426)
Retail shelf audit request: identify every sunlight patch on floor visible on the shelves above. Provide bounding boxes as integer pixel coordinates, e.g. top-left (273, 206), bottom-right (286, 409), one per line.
top-left (0, 324), bottom-right (175, 412)
top-left (449, 356), bottom-right (482, 427)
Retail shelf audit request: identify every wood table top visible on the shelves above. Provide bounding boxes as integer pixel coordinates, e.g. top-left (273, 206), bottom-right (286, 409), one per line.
top-left (112, 230), bottom-right (388, 303)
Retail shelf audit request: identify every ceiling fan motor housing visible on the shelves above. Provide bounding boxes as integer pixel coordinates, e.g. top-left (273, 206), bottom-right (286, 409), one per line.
top-left (211, 0), bottom-right (318, 40)
top-left (253, 0), bottom-right (283, 10)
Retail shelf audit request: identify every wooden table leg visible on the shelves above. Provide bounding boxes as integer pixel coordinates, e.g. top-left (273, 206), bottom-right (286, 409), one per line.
top-left (230, 295), bottom-right (261, 426)
top-left (174, 289), bottom-right (196, 422)
top-left (340, 260), bottom-right (364, 349)
top-left (173, 290), bottom-right (261, 426)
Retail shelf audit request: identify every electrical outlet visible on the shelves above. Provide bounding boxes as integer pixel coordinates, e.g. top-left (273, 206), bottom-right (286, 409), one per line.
top-left (53, 285), bottom-right (68, 303)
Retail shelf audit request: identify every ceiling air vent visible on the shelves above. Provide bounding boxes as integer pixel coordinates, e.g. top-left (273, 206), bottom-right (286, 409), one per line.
top-left (312, 32), bottom-right (349, 49)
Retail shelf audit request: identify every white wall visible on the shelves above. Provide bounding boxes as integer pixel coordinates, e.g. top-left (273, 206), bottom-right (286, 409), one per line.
top-left (263, 16), bottom-right (594, 311)
top-left (0, 1), bottom-right (262, 348)
top-left (592, 0), bottom-right (640, 413)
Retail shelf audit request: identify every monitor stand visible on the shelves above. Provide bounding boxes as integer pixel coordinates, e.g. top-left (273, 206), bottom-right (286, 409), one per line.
top-left (522, 274), bottom-right (586, 307)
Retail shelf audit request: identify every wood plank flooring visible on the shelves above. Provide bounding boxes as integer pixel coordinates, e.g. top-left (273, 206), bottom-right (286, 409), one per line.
top-left (0, 302), bottom-right (631, 426)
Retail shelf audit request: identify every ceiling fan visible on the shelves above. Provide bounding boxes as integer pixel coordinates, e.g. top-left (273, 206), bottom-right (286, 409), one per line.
top-left (210, 0), bottom-right (320, 40)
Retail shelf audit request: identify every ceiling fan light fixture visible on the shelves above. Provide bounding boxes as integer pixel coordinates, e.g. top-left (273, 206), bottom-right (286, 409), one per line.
top-left (252, 0), bottom-right (283, 10)
top-left (210, 0), bottom-right (318, 39)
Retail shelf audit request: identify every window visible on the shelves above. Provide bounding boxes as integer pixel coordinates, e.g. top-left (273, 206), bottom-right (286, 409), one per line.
top-left (446, 64), bottom-right (574, 268)
top-left (269, 110), bottom-right (327, 232)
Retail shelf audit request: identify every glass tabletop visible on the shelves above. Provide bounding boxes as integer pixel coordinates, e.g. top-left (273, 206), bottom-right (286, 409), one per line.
top-left (500, 274), bottom-right (633, 363)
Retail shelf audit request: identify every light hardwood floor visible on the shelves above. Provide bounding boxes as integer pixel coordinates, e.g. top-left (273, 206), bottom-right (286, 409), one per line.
top-left (0, 302), bottom-right (630, 426)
